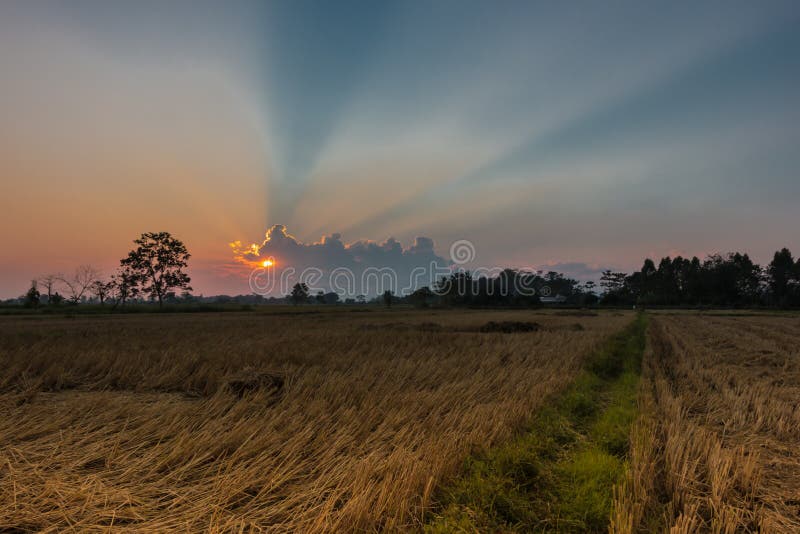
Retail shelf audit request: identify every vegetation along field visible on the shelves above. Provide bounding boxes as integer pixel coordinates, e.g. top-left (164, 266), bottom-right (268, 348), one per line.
top-left (1, 309), bottom-right (799, 533)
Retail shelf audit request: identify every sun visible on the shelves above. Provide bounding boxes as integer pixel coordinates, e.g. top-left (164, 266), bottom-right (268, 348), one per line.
top-left (261, 259), bottom-right (274, 267)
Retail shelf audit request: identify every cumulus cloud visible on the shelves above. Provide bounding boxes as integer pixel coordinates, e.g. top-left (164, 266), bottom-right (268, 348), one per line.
top-left (230, 225), bottom-right (450, 296)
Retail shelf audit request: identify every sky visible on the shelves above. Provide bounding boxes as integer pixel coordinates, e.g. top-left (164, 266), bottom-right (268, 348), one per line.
top-left (1, 1), bottom-right (799, 297)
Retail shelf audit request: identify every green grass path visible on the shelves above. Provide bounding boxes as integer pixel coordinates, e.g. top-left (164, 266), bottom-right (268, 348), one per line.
top-left (426, 314), bottom-right (648, 533)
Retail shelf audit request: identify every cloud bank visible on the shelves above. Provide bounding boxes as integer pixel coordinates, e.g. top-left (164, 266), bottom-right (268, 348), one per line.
top-left (231, 225), bottom-right (450, 296)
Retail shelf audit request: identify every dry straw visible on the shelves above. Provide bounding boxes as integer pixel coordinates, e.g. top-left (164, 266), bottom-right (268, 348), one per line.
top-left (0, 310), bottom-right (629, 532)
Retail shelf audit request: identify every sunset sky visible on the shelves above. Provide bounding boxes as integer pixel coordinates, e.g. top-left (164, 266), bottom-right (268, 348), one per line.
top-left (1, 1), bottom-right (799, 297)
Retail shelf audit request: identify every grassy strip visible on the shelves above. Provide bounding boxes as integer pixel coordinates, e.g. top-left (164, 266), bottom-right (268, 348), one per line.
top-left (425, 314), bottom-right (648, 533)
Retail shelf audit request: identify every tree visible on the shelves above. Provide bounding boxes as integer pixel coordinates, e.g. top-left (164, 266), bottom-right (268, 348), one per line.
top-left (322, 292), bottom-right (340, 305)
top-left (436, 271), bottom-right (477, 306)
top-left (290, 283), bottom-right (309, 305)
top-left (575, 281), bottom-right (599, 306)
top-left (90, 280), bottom-right (113, 306)
top-left (120, 232), bottom-right (191, 308)
top-left (23, 280), bottom-right (40, 308)
top-left (599, 271), bottom-right (632, 305)
top-left (111, 266), bottom-right (139, 308)
top-left (768, 248), bottom-right (795, 305)
top-left (383, 290), bottom-right (394, 308)
top-left (37, 274), bottom-right (61, 304)
top-left (730, 253), bottom-right (762, 303)
top-left (685, 256), bottom-right (704, 304)
top-left (59, 265), bottom-right (100, 304)
top-left (409, 286), bottom-right (434, 308)
top-left (600, 270), bottom-right (626, 295)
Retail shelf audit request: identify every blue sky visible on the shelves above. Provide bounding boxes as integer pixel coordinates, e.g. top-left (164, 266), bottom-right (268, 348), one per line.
top-left (1, 1), bottom-right (799, 295)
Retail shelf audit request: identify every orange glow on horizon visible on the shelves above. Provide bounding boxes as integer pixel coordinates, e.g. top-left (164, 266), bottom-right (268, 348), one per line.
top-left (262, 259), bottom-right (274, 267)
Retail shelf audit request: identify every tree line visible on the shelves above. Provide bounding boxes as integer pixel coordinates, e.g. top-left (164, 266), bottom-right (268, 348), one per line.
top-left (20, 232), bottom-right (191, 309)
top-left (288, 247), bottom-right (800, 309)
top-left (599, 248), bottom-right (800, 307)
top-left (286, 269), bottom-right (594, 308)
top-left (407, 269), bottom-right (593, 307)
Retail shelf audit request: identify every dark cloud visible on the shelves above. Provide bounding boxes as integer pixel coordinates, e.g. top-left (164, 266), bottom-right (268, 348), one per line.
top-left (231, 225), bottom-right (450, 296)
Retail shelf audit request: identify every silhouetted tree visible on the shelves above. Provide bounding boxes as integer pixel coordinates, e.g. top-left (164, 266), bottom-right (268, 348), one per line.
top-left (691, 253), bottom-right (760, 306)
top-left (90, 280), bottom-right (113, 306)
top-left (37, 274), bottom-right (60, 304)
top-left (59, 265), bottom-right (100, 304)
top-left (436, 271), bottom-right (475, 306)
top-left (540, 271), bottom-right (577, 303)
top-left (640, 258), bottom-right (657, 295)
top-left (768, 248), bottom-right (796, 306)
top-left (383, 290), bottom-right (394, 308)
top-left (111, 266), bottom-right (139, 308)
top-left (336, 247), bottom-right (799, 308)
top-left (290, 283), bottom-right (309, 305)
top-left (322, 292), bottom-right (340, 305)
top-left (120, 232), bottom-right (191, 309)
top-left (575, 281), bottom-right (599, 305)
top-left (684, 256), bottom-right (704, 304)
top-left (432, 269), bottom-right (546, 307)
top-left (595, 251), bottom-right (775, 307)
top-left (409, 286), bottom-right (434, 308)
top-left (600, 271), bottom-right (629, 304)
top-left (23, 280), bottom-right (40, 308)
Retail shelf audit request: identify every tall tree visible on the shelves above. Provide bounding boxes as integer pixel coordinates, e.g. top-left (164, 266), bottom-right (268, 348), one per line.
top-left (768, 248), bottom-right (795, 304)
top-left (90, 280), bottom-right (113, 306)
top-left (600, 270), bottom-right (627, 295)
top-left (120, 232), bottom-right (191, 308)
top-left (640, 258), bottom-right (657, 300)
top-left (23, 280), bottom-right (40, 308)
top-left (290, 282), bottom-right (309, 305)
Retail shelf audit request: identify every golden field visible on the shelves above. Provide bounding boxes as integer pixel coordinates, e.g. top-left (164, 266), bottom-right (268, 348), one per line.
top-left (4, 309), bottom-right (800, 533)
top-left (613, 313), bottom-right (800, 534)
top-left (0, 309), bottom-right (630, 532)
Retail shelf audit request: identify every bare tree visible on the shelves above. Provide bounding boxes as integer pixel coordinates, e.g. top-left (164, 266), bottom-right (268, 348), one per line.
top-left (59, 265), bottom-right (101, 304)
top-left (37, 274), bottom-right (62, 304)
